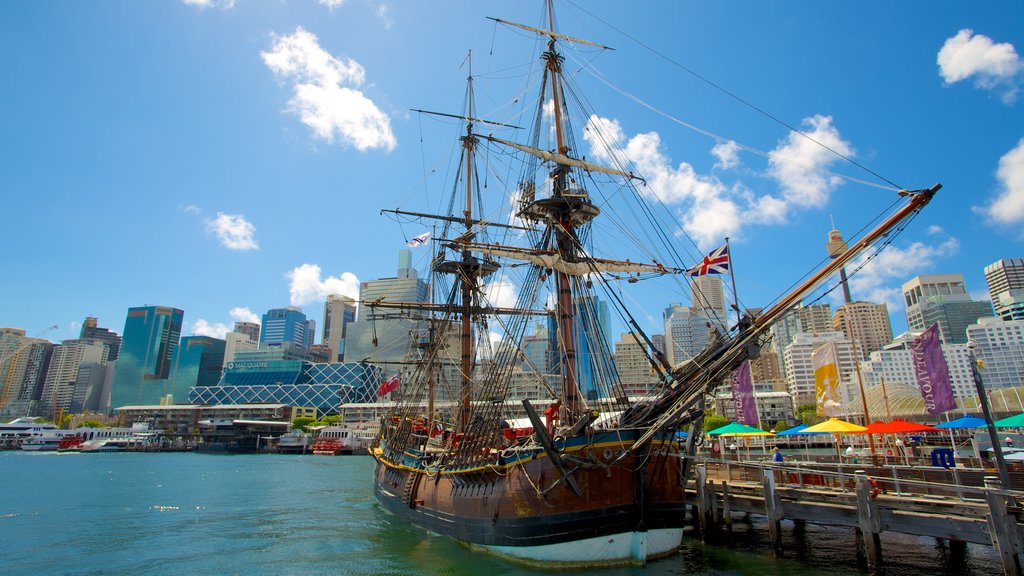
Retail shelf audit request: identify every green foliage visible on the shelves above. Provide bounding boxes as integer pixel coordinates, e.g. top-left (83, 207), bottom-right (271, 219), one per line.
top-left (292, 416), bottom-right (316, 430)
top-left (703, 414), bottom-right (730, 433)
top-left (318, 415), bottom-right (341, 426)
top-left (796, 404), bottom-right (823, 426)
top-left (80, 420), bottom-right (104, 429)
top-left (772, 419), bottom-right (789, 432)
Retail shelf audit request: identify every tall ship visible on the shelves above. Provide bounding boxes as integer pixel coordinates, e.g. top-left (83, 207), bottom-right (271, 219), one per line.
top-left (369, 1), bottom-right (940, 567)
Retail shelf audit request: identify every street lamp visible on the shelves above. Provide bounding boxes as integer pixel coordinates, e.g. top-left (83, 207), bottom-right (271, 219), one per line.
top-left (968, 340), bottom-right (1011, 490)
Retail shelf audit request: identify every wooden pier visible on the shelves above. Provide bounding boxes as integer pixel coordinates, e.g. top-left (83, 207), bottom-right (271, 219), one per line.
top-left (685, 457), bottom-right (1024, 575)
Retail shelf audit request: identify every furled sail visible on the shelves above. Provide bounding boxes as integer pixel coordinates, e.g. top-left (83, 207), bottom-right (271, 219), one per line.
top-left (456, 241), bottom-right (682, 276)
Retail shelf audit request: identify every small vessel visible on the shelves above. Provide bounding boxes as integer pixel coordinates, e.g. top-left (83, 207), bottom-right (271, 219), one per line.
top-left (79, 437), bottom-right (134, 452)
top-left (277, 429), bottom-right (312, 454)
top-left (312, 427), bottom-right (374, 455)
top-left (20, 435), bottom-right (62, 451)
top-left (369, 1), bottom-right (939, 567)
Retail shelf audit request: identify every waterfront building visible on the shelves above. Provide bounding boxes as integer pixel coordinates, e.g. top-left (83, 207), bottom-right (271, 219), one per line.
top-left (344, 250), bottom-right (430, 368)
top-left (902, 274), bottom-right (994, 343)
top-left (0, 328), bottom-right (29, 405)
top-left (769, 303), bottom-right (834, 369)
top-left (323, 294), bottom-right (356, 362)
top-left (40, 339), bottom-right (109, 417)
top-left (691, 275), bottom-right (728, 330)
top-left (520, 323), bottom-right (551, 373)
top-left (223, 330), bottom-right (259, 367)
top-left (714, 383), bottom-right (795, 428)
top-left (614, 332), bottom-right (658, 396)
top-left (114, 403), bottom-right (304, 435)
top-left (189, 352), bottom-right (383, 415)
top-left (171, 336), bottom-right (226, 395)
top-left (233, 321), bottom-right (260, 343)
top-left (80, 317), bottom-right (122, 362)
top-left (573, 294), bottom-right (614, 401)
top-left (109, 306), bottom-right (184, 411)
top-left (260, 307), bottom-right (313, 348)
top-left (663, 304), bottom-right (716, 367)
top-left (967, 317), bottom-right (1024, 392)
top-left (782, 332), bottom-right (856, 408)
top-left (832, 301), bottom-right (893, 360)
top-left (985, 258), bottom-right (1024, 322)
top-left (750, 348), bottom-right (786, 391)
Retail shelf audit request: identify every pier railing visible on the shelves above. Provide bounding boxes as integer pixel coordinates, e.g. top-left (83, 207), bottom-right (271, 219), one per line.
top-left (681, 455), bottom-right (1024, 575)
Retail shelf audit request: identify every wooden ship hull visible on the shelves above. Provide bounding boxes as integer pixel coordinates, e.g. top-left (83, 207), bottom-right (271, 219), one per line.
top-left (373, 432), bottom-right (685, 566)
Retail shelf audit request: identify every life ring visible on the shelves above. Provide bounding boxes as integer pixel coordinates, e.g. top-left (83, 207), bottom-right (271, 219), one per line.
top-left (868, 477), bottom-right (881, 499)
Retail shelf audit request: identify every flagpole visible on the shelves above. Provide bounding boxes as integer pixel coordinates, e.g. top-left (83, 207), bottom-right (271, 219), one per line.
top-left (724, 237), bottom-right (740, 330)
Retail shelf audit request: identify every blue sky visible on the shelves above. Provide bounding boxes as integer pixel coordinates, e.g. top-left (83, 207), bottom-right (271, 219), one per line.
top-left (2, 1), bottom-right (1023, 344)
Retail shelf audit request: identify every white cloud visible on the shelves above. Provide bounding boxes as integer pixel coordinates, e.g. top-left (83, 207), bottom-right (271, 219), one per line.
top-left (288, 264), bottom-right (360, 306)
top-left (192, 319), bottom-right (231, 339)
top-left (981, 138), bottom-right (1024, 228)
top-left (181, 0), bottom-right (235, 9)
top-left (767, 114), bottom-right (853, 211)
top-left (319, 0), bottom-right (345, 9)
top-left (206, 213), bottom-right (259, 250)
top-left (846, 236), bottom-right (960, 311)
top-left (230, 307), bottom-right (259, 324)
top-left (483, 279), bottom-right (519, 309)
top-left (262, 27), bottom-right (396, 151)
top-left (938, 29), bottom-right (1022, 103)
top-left (181, 204), bottom-right (202, 215)
top-left (376, 4), bottom-right (392, 29)
top-left (711, 140), bottom-right (741, 170)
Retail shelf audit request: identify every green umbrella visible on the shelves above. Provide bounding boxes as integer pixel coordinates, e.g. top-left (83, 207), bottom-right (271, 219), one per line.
top-left (994, 412), bottom-right (1024, 428)
top-left (707, 421), bottom-right (771, 436)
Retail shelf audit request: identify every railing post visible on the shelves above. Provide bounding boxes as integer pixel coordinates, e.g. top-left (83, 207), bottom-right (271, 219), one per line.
top-left (856, 474), bottom-right (883, 574)
top-left (986, 490), bottom-right (1024, 576)
top-left (762, 468), bottom-right (784, 557)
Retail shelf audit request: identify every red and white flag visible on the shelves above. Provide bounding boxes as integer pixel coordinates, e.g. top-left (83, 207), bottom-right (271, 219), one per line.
top-left (378, 373), bottom-right (400, 397)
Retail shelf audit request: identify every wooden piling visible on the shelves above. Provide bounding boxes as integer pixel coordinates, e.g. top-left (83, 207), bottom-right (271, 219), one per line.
top-left (762, 468), bottom-right (784, 557)
top-left (986, 491), bottom-right (1023, 576)
top-left (696, 464), bottom-right (710, 541)
top-left (722, 481), bottom-right (733, 536)
top-left (855, 476), bottom-right (883, 574)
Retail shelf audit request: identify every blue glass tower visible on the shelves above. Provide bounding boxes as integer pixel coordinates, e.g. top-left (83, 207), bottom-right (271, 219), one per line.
top-left (260, 307), bottom-right (312, 347)
top-left (109, 306), bottom-right (184, 409)
top-left (172, 336), bottom-right (226, 392)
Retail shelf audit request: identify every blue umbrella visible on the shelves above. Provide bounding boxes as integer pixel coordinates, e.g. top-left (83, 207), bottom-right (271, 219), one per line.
top-left (776, 424), bottom-right (827, 436)
top-left (934, 416), bottom-right (987, 429)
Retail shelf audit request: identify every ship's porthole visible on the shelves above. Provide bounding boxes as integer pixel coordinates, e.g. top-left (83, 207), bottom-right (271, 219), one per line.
top-left (603, 448), bottom-right (613, 460)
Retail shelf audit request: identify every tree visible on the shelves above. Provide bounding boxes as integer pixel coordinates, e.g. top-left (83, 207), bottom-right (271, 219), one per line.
top-left (292, 416), bottom-right (316, 430)
top-left (703, 414), bottom-right (729, 433)
top-left (772, 419), bottom-right (789, 432)
top-left (81, 420), bottom-right (104, 429)
top-left (796, 404), bottom-right (823, 426)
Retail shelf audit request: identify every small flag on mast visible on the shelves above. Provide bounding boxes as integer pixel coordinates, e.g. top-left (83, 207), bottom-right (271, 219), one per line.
top-left (686, 244), bottom-right (729, 276)
top-left (408, 232), bottom-right (430, 248)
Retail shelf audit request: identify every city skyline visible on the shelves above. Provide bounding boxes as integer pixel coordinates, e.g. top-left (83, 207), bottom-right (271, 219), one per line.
top-left (2, 2), bottom-right (1022, 342)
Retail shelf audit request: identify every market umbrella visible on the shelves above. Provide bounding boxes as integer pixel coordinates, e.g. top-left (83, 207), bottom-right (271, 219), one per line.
top-left (857, 419), bottom-right (940, 434)
top-left (707, 422), bottom-right (769, 436)
top-left (994, 413), bottom-right (1024, 428)
top-left (802, 418), bottom-right (867, 463)
top-left (934, 416), bottom-right (987, 429)
top-left (775, 424), bottom-right (826, 461)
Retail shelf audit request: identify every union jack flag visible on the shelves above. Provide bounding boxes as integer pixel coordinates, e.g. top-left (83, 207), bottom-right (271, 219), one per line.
top-left (686, 244), bottom-right (729, 276)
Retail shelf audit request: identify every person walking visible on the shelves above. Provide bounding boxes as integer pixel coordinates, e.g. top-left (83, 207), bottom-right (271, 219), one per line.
top-left (772, 447), bottom-right (784, 463)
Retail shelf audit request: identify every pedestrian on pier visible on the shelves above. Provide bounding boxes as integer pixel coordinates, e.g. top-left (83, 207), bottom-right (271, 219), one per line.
top-left (772, 447), bottom-right (784, 463)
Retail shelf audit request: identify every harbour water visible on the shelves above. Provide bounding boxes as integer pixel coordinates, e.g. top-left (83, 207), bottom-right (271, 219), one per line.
top-left (1, 451), bottom-right (999, 575)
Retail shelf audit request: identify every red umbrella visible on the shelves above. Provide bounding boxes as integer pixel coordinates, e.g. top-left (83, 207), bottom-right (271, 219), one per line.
top-left (859, 419), bottom-right (940, 434)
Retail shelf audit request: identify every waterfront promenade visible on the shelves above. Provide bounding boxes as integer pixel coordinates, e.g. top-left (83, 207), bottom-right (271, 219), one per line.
top-left (686, 455), bottom-right (1023, 575)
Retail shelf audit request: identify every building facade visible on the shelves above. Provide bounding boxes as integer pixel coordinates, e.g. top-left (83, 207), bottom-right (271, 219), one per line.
top-left (80, 317), bottom-right (122, 362)
top-left (40, 339), bottom-right (108, 417)
top-left (260, 307), bottom-right (313, 348)
top-left (903, 274), bottom-right (994, 343)
top-left (985, 258), bottom-right (1024, 322)
top-left (109, 306), bottom-right (184, 410)
top-left (171, 336), bottom-right (226, 395)
top-left (323, 294), bottom-right (356, 362)
top-left (614, 332), bottom-right (658, 397)
top-left (967, 317), bottom-right (1024, 392)
top-left (663, 304), bottom-right (715, 367)
top-left (832, 301), bottom-right (893, 360)
top-left (782, 332), bottom-right (856, 408)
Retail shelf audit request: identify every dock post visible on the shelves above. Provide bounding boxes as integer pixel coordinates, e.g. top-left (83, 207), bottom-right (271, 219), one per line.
top-left (696, 464), bottom-right (710, 541)
top-left (986, 491), bottom-right (1023, 576)
top-left (761, 468), bottom-right (784, 557)
top-left (855, 475), bottom-right (883, 574)
top-left (722, 481), bottom-right (733, 537)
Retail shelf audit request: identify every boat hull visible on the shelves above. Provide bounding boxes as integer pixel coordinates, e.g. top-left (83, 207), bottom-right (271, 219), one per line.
top-left (372, 437), bottom-right (686, 567)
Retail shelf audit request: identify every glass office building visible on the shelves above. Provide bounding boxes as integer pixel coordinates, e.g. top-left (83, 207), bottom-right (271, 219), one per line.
top-left (109, 306), bottom-right (184, 410)
top-left (172, 336), bottom-right (226, 391)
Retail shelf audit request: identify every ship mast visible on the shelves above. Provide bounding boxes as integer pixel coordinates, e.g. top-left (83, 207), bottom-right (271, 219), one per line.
top-left (458, 54), bottom-right (476, 434)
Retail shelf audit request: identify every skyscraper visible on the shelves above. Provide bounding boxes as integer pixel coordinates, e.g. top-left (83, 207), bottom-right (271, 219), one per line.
top-left (690, 275), bottom-right (727, 329)
top-left (109, 306), bottom-right (184, 409)
top-left (233, 321), bottom-right (260, 343)
top-left (40, 339), bottom-right (108, 417)
top-left (832, 301), bottom-right (893, 359)
top-left (614, 332), bottom-right (658, 396)
top-left (260, 307), bottom-right (312, 348)
top-left (323, 294), bottom-right (356, 361)
top-left (902, 274), bottom-right (994, 343)
top-left (663, 304), bottom-right (715, 367)
top-left (985, 258), bottom-right (1024, 321)
top-left (171, 336), bottom-right (226, 392)
top-left (344, 250), bottom-right (430, 366)
top-left (80, 317), bottom-right (122, 362)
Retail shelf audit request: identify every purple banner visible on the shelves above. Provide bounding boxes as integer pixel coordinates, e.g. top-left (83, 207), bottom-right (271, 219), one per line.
top-left (910, 324), bottom-right (956, 415)
top-left (730, 360), bottom-right (760, 427)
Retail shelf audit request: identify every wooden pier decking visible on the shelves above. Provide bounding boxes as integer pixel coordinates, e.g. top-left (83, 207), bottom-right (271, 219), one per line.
top-left (685, 458), bottom-right (1024, 575)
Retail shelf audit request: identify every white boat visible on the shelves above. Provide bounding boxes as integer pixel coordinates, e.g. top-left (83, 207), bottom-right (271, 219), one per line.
top-left (311, 427), bottom-right (375, 455)
top-left (277, 429), bottom-right (312, 454)
top-left (20, 435), bottom-right (62, 451)
top-left (79, 437), bottom-right (134, 452)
